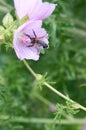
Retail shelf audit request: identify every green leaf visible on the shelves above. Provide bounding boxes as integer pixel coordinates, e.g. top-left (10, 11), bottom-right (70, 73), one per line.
top-left (2, 13), bottom-right (14, 28)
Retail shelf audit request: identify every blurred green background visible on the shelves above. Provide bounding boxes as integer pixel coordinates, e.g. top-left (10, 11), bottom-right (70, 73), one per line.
top-left (0, 0), bottom-right (86, 129)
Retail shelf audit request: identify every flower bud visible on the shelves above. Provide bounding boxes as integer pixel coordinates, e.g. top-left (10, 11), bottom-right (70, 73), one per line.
top-left (36, 74), bottom-right (43, 80)
top-left (20, 15), bottom-right (29, 25)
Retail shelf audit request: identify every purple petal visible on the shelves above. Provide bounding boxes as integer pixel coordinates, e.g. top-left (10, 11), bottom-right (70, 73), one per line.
top-left (16, 20), bottom-right (47, 38)
top-left (16, 20), bottom-right (42, 32)
top-left (14, 0), bottom-right (42, 19)
top-left (26, 27), bottom-right (48, 38)
top-left (13, 41), bottom-right (39, 60)
top-left (30, 2), bottom-right (57, 20)
top-left (14, 0), bottom-right (57, 20)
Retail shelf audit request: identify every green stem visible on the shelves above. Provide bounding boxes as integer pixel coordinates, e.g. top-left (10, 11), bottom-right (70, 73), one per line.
top-left (23, 60), bottom-right (37, 79)
top-left (44, 82), bottom-right (86, 111)
top-left (1, 115), bottom-right (86, 125)
top-left (11, 117), bottom-right (86, 125)
top-left (23, 60), bottom-right (86, 111)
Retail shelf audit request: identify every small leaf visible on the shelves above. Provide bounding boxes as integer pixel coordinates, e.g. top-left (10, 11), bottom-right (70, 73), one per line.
top-left (2, 13), bottom-right (14, 28)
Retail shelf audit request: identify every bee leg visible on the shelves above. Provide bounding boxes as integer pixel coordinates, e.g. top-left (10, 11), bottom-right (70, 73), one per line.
top-left (32, 30), bottom-right (37, 38)
top-left (25, 33), bottom-right (31, 39)
top-left (27, 44), bottom-right (33, 47)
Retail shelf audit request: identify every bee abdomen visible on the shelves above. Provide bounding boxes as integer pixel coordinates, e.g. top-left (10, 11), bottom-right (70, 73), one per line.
top-left (38, 41), bottom-right (48, 48)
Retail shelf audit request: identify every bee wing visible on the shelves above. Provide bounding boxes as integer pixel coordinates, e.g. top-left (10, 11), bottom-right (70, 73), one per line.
top-left (40, 47), bottom-right (45, 54)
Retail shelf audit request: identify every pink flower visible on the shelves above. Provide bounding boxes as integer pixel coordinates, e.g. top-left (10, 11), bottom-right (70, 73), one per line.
top-left (13, 20), bottom-right (48, 61)
top-left (14, 0), bottom-right (57, 20)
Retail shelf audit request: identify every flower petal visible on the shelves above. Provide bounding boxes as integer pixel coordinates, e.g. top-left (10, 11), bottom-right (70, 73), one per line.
top-left (14, 0), bottom-right (42, 19)
top-left (26, 27), bottom-right (48, 38)
top-left (30, 2), bottom-right (57, 20)
top-left (16, 20), bottom-right (42, 33)
top-left (16, 20), bottom-right (46, 38)
top-left (13, 41), bottom-right (39, 60)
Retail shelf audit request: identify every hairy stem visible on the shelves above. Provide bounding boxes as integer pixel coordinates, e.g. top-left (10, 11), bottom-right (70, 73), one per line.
top-left (23, 60), bottom-right (37, 79)
top-left (23, 60), bottom-right (86, 111)
top-left (44, 82), bottom-right (86, 111)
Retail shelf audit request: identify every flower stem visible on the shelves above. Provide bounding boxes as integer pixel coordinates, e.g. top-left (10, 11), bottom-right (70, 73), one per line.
top-left (1, 115), bottom-right (86, 125)
top-left (23, 60), bottom-right (37, 79)
top-left (23, 60), bottom-right (86, 111)
top-left (11, 117), bottom-right (86, 125)
top-left (44, 82), bottom-right (86, 111)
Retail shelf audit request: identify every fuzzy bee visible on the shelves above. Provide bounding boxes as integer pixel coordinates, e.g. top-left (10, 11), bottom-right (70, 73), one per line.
top-left (25, 30), bottom-right (48, 49)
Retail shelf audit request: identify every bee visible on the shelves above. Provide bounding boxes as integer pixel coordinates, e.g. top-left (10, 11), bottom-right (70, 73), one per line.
top-left (25, 30), bottom-right (48, 48)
